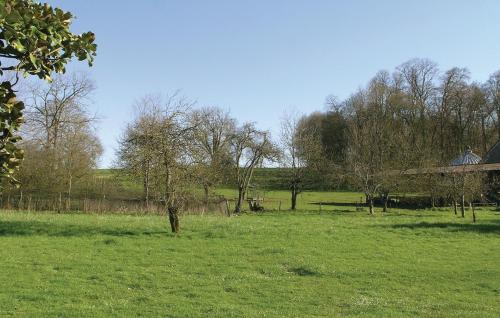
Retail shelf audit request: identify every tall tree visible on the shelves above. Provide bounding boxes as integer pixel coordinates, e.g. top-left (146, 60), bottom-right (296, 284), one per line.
top-left (16, 73), bottom-right (101, 199)
top-left (280, 110), bottom-right (322, 210)
top-left (485, 71), bottom-right (500, 139)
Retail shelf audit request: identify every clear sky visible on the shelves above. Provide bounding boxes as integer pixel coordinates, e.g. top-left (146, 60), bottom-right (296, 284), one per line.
top-left (45, 0), bottom-right (500, 168)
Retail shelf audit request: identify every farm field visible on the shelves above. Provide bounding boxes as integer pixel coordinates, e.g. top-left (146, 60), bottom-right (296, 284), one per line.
top-left (0, 205), bottom-right (499, 317)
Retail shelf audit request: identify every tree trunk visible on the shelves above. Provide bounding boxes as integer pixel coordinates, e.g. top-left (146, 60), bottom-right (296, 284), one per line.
top-left (168, 205), bottom-right (180, 233)
top-left (368, 196), bottom-right (374, 215)
top-left (203, 185), bottom-right (210, 211)
top-left (68, 175), bottom-right (72, 211)
top-left (461, 194), bottom-right (465, 218)
top-left (382, 193), bottom-right (389, 212)
top-left (143, 169), bottom-right (150, 209)
top-left (472, 205), bottom-right (476, 223)
top-left (453, 199), bottom-right (457, 215)
top-left (234, 186), bottom-right (244, 213)
top-left (291, 186), bottom-right (298, 211)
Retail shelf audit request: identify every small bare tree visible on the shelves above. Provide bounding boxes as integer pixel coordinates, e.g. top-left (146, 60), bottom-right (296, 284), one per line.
top-left (116, 93), bottom-right (196, 233)
top-left (446, 168), bottom-right (485, 220)
top-left (231, 123), bottom-right (278, 213)
top-left (280, 110), bottom-right (322, 210)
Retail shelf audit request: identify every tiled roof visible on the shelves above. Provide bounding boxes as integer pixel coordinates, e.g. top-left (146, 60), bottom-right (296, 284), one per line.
top-left (450, 148), bottom-right (482, 166)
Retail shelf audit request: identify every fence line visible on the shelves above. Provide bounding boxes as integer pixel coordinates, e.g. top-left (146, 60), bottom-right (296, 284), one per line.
top-left (0, 194), bottom-right (231, 216)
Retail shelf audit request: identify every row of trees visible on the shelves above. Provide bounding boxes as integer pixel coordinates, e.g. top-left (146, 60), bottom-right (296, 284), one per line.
top-left (0, 72), bottom-right (102, 216)
top-left (16, 73), bottom-right (102, 199)
top-left (115, 95), bottom-right (279, 232)
top-left (7, 57), bottom-right (499, 229)
top-left (299, 59), bottom-right (500, 214)
top-left (115, 58), bottom-right (500, 227)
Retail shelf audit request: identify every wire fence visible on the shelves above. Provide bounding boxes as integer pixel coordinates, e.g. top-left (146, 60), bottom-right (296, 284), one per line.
top-left (0, 193), bottom-right (232, 216)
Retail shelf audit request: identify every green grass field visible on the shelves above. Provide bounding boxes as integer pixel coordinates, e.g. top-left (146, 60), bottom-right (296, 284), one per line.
top-left (1, 203), bottom-right (499, 317)
top-left (216, 188), bottom-right (365, 211)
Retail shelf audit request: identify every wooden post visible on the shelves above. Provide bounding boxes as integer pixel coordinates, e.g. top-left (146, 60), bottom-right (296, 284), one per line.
top-left (278, 200), bottom-right (281, 212)
top-left (225, 199), bottom-right (231, 217)
top-left (19, 191), bottom-right (23, 210)
top-left (461, 194), bottom-right (465, 218)
top-left (472, 204), bottom-right (476, 223)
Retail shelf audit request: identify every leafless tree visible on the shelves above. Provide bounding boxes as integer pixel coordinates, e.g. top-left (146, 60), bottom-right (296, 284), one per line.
top-left (17, 72), bottom-right (101, 200)
top-left (279, 110), bottom-right (322, 210)
top-left (23, 73), bottom-right (96, 148)
top-left (189, 107), bottom-right (235, 206)
top-left (116, 93), bottom-right (196, 232)
top-left (485, 70), bottom-right (500, 139)
top-left (231, 123), bottom-right (278, 213)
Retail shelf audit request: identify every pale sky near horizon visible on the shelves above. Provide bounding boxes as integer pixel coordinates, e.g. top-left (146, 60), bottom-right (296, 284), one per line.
top-left (44, 0), bottom-right (500, 168)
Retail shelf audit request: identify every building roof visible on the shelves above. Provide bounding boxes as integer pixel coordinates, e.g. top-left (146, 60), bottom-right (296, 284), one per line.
top-left (450, 148), bottom-right (481, 166)
top-left (482, 140), bottom-right (500, 164)
top-left (391, 163), bottom-right (500, 175)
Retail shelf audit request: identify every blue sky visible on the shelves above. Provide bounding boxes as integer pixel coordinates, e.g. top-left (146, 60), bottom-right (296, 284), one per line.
top-left (46, 0), bottom-right (500, 167)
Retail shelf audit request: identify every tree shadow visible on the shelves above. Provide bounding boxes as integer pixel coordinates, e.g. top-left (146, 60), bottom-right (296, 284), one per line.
top-left (254, 209), bottom-right (357, 216)
top-left (0, 220), bottom-right (168, 237)
top-left (386, 220), bottom-right (500, 234)
top-left (311, 202), bottom-right (358, 207)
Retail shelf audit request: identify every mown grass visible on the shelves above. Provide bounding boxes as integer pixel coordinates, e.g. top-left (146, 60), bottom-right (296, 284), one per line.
top-left (0, 206), bottom-right (499, 317)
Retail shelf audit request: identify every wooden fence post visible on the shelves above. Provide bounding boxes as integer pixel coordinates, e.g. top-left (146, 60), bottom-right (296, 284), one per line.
top-left (225, 199), bottom-right (231, 217)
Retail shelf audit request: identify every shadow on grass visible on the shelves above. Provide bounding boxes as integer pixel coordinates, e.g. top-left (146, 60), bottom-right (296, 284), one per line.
top-left (287, 266), bottom-right (321, 276)
top-left (387, 220), bottom-right (500, 234)
top-left (310, 202), bottom-right (359, 207)
top-left (254, 209), bottom-right (357, 216)
top-left (0, 220), bottom-right (169, 237)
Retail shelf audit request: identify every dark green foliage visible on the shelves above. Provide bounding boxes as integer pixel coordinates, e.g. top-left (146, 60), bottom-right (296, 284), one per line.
top-left (0, 0), bottom-right (96, 79)
top-left (0, 81), bottom-right (23, 182)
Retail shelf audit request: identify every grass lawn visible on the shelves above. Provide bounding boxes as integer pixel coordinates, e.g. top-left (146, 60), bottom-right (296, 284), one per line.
top-left (216, 188), bottom-right (365, 211)
top-left (0, 207), bottom-right (499, 317)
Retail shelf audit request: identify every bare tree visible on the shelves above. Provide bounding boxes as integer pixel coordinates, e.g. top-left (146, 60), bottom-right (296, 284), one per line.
top-left (485, 71), bottom-right (500, 139)
top-left (280, 110), bottom-right (322, 210)
top-left (115, 96), bottom-right (167, 207)
top-left (117, 93), bottom-right (196, 232)
top-left (23, 73), bottom-right (96, 148)
top-left (189, 107), bottom-right (235, 207)
top-left (345, 72), bottom-right (410, 214)
top-left (17, 72), bottom-right (101, 199)
top-left (231, 123), bottom-right (278, 213)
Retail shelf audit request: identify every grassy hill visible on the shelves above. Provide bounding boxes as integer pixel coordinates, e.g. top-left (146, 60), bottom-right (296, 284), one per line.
top-left (94, 167), bottom-right (338, 198)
